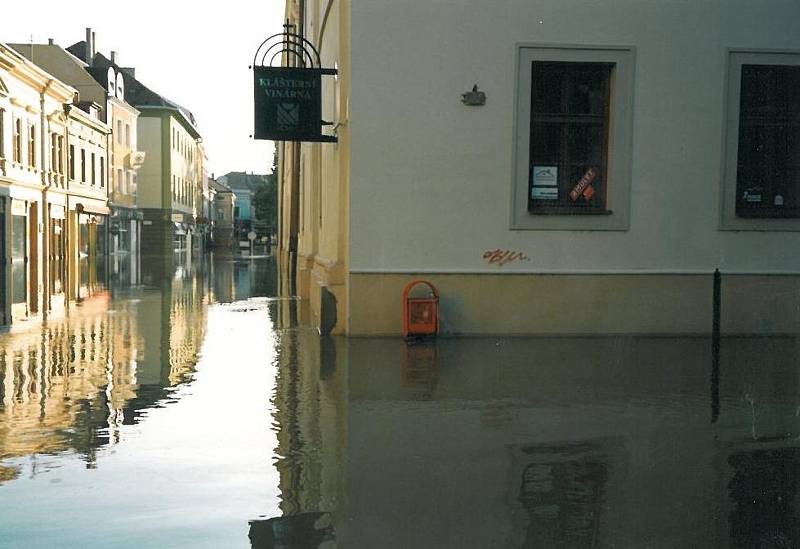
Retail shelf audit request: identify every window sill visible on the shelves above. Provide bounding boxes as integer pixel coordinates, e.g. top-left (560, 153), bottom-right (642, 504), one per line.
top-left (529, 206), bottom-right (613, 216)
top-left (736, 209), bottom-right (800, 219)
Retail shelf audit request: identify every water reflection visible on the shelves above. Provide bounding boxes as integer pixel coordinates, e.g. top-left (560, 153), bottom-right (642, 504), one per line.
top-left (1, 255), bottom-right (800, 548)
top-left (267, 335), bottom-right (800, 548)
top-left (0, 253), bottom-right (273, 478)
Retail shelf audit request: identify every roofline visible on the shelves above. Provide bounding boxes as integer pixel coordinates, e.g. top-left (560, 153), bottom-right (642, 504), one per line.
top-left (137, 105), bottom-right (201, 139)
top-left (0, 43), bottom-right (77, 101)
top-left (108, 96), bottom-right (140, 116)
top-left (69, 108), bottom-right (112, 134)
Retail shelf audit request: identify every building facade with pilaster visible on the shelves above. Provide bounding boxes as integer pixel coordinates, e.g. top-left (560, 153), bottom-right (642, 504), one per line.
top-left (0, 43), bottom-right (110, 327)
top-left (279, 0), bottom-right (800, 336)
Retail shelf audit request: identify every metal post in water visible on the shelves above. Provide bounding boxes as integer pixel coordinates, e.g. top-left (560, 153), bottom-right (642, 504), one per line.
top-left (711, 268), bottom-right (721, 423)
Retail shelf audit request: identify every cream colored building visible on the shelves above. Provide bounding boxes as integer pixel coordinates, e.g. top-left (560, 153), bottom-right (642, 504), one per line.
top-left (210, 177), bottom-right (236, 250)
top-left (64, 103), bottom-right (111, 291)
top-left (280, 0), bottom-right (800, 336)
top-left (10, 36), bottom-right (143, 288)
top-left (0, 43), bottom-right (76, 326)
top-left (135, 98), bottom-right (205, 255)
top-left (98, 62), bottom-right (143, 257)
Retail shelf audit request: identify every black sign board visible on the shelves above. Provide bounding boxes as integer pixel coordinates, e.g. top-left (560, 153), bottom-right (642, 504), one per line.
top-left (253, 66), bottom-right (336, 142)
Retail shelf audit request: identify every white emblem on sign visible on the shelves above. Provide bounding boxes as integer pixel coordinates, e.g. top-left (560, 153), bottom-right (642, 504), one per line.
top-left (277, 103), bottom-right (299, 130)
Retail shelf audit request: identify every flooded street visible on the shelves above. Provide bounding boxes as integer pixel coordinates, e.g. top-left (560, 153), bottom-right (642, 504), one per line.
top-left (0, 255), bottom-right (799, 548)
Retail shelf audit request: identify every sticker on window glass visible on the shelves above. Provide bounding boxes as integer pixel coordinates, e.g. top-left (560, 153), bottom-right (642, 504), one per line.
top-left (531, 166), bottom-right (558, 200)
top-left (569, 167), bottom-right (597, 201)
top-left (742, 187), bottom-right (763, 204)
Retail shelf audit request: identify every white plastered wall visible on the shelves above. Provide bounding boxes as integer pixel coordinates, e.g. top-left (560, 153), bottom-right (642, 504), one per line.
top-left (349, 0), bottom-right (800, 275)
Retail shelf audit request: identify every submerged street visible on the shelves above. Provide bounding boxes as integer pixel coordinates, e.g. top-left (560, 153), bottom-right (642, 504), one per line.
top-left (0, 254), bottom-right (797, 548)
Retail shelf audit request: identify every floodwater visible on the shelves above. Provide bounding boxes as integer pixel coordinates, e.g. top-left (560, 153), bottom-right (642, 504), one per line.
top-left (1, 254), bottom-right (799, 548)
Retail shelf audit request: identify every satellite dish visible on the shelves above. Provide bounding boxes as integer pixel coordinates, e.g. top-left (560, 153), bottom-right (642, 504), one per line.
top-left (115, 72), bottom-right (125, 100)
top-left (106, 67), bottom-right (116, 95)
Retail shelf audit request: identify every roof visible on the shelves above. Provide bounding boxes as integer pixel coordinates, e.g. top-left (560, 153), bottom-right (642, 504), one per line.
top-left (209, 178), bottom-right (234, 193)
top-left (67, 42), bottom-right (200, 138)
top-left (218, 172), bottom-right (270, 192)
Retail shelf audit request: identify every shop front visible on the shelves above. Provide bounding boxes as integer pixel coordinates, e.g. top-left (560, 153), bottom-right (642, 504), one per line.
top-left (110, 206), bottom-right (142, 255)
top-left (69, 200), bottom-right (110, 301)
top-left (47, 202), bottom-right (68, 317)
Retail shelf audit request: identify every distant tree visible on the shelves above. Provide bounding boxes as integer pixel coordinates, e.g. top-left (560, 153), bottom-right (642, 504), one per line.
top-left (253, 151), bottom-right (278, 233)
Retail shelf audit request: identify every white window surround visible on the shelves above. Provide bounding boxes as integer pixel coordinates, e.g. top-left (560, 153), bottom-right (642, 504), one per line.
top-left (512, 44), bottom-right (636, 231)
top-left (721, 49), bottom-right (800, 231)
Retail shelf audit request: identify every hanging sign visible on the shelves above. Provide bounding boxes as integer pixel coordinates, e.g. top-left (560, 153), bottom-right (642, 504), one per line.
top-left (253, 67), bottom-right (335, 142)
top-left (252, 24), bottom-right (337, 143)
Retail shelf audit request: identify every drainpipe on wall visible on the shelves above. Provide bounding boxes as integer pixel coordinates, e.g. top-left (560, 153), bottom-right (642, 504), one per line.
top-left (63, 103), bottom-right (72, 314)
top-left (289, 3), bottom-right (304, 254)
top-left (39, 80), bottom-right (53, 318)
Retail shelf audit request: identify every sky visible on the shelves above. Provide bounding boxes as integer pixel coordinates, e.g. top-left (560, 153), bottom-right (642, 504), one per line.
top-left (0, 1), bottom-right (284, 178)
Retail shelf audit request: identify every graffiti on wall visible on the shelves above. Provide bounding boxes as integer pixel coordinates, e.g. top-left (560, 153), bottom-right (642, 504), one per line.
top-left (483, 249), bottom-right (530, 266)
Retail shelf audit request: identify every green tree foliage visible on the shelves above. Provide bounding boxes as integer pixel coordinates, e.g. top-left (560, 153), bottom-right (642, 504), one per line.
top-left (253, 151), bottom-right (278, 232)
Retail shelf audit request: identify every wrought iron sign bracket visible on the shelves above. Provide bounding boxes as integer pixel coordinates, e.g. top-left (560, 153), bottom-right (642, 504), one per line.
top-left (251, 22), bottom-right (338, 143)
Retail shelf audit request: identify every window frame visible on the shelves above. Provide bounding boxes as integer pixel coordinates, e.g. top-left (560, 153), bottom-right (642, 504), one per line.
top-left (12, 118), bottom-right (21, 163)
top-left (27, 123), bottom-right (36, 167)
top-left (69, 144), bottom-right (75, 180)
top-left (721, 49), bottom-right (800, 231)
top-left (0, 109), bottom-right (5, 159)
top-left (512, 44), bottom-right (635, 231)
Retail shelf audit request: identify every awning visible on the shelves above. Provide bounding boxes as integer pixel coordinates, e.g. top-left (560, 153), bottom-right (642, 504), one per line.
top-left (76, 203), bottom-right (111, 216)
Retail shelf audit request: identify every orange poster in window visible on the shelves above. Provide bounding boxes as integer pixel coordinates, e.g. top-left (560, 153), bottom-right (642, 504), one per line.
top-left (569, 168), bottom-right (597, 201)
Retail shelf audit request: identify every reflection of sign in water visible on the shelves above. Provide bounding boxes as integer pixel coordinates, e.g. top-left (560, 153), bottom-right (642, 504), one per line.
top-left (276, 103), bottom-right (299, 130)
top-left (728, 447), bottom-right (800, 548)
top-left (249, 513), bottom-right (335, 548)
top-left (511, 441), bottom-right (612, 548)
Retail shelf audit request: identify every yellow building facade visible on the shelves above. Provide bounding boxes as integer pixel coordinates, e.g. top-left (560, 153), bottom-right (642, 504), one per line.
top-left (279, 0), bottom-right (351, 335)
top-left (0, 44), bottom-right (80, 327)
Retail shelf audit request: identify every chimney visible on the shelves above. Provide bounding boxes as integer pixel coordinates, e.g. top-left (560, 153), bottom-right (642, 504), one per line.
top-left (110, 51), bottom-right (117, 65)
top-left (92, 32), bottom-right (96, 58)
top-left (48, 38), bottom-right (54, 45)
top-left (85, 28), bottom-right (92, 65)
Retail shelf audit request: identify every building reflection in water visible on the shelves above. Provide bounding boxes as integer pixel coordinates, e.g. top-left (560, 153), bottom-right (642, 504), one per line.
top-left (1, 252), bottom-right (800, 548)
top-left (256, 328), bottom-right (345, 549)
top-left (263, 332), bottom-right (800, 548)
top-left (0, 252), bottom-right (212, 477)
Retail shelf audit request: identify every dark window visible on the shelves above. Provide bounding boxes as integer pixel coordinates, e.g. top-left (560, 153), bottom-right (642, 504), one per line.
top-left (12, 119), bottom-right (21, 163)
top-left (50, 133), bottom-right (57, 173)
top-left (528, 62), bottom-right (612, 214)
top-left (736, 64), bottom-right (800, 218)
top-left (11, 214), bottom-right (26, 305)
top-left (91, 152), bottom-right (96, 185)
top-left (69, 144), bottom-right (75, 179)
top-left (57, 136), bottom-right (64, 175)
top-left (81, 149), bottom-right (86, 182)
top-left (28, 124), bottom-right (36, 167)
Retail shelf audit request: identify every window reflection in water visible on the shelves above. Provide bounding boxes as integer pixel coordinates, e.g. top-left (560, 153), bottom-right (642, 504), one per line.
top-left (0, 253), bottom-right (212, 471)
